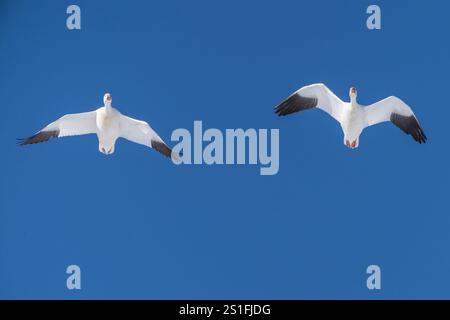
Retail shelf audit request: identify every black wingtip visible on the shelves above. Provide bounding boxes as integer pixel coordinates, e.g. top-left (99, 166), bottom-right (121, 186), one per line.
top-left (414, 123), bottom-right (427, 144)
top-left (390, 114), bottom-right (428, 145)
top-left (151, 140), bottom-right (173, 158)
top-left (274, 94), bottom-right (318, 117)
top-left (16, 130), bottom-right (59, 146)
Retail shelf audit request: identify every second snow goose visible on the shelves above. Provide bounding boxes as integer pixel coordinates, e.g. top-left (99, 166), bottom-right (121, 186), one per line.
top-left (274, 83), bottom-right (427, 148)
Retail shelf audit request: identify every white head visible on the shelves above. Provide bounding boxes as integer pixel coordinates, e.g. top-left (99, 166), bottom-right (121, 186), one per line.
top-left (103, 93), bottom-right (112, 105)
top-left (349, 87), bottom-right (358, 101)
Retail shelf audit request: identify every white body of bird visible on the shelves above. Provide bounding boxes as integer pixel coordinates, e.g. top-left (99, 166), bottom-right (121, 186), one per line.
top-left (341, 106), bottom-right (364, 148)
top-left (96, 104), bottom-right (121, 154)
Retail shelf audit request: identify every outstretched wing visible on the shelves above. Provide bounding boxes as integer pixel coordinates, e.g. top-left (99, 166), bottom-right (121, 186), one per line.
top-left (18, 111), bottom-right (98, 145)
top-left (274, 83), bottom-right (345, 122)
top-left (119, 114), bottom-right (175, 159)
top-left (364, 96), bottom-right (427, 144)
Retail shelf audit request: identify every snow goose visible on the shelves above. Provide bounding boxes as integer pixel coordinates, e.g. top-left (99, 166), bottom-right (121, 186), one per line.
top-left (274, 83), bottom-right (427, 148)
top-left (18, 93), bottom-right (178, 159)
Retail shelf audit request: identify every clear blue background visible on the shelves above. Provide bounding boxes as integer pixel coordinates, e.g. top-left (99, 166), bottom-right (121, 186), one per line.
top-left (0, 0), bottom-right (449, 299)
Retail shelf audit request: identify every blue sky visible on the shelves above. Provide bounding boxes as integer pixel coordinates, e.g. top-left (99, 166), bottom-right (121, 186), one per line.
top-left (0, 0), bottom-right (449, 299)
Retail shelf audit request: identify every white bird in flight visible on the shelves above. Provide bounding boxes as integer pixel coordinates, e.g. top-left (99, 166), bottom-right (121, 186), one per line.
top-left (19, 93), bottom-right (177, 159)
top-left (274, 83), bottom-right (427, 148)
